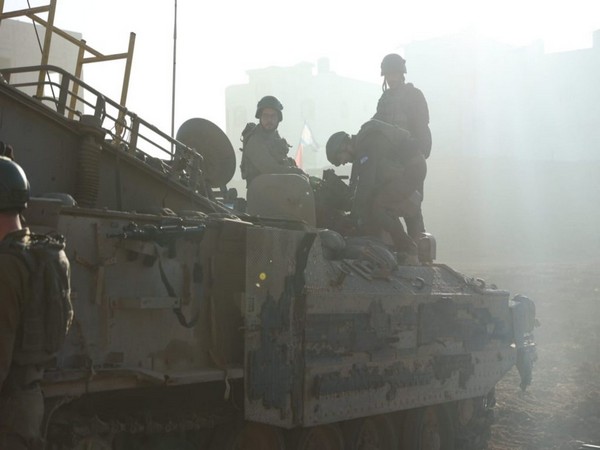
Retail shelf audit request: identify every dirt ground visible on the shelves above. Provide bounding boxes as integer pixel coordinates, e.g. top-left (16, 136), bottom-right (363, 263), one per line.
top-left (458, 261), bottom-right (600, 450)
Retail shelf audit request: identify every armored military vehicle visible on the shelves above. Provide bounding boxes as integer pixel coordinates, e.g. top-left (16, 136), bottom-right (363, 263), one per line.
top-left (0, 7), bottom-right (536, 450)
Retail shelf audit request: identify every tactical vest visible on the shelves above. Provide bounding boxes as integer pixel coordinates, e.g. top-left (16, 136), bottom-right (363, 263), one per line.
top-left (374, 84), bottom-right (416, 130)
top-left (374, 83), bottom-right (432, 159)
top-left (240, 125), bottom-right (293, 183)
top-left (0, 232), bottom-right (73, 366)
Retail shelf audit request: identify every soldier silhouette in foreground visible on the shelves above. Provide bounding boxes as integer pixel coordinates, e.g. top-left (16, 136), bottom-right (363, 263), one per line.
top-left (0, 149), bottom-right (72, 450)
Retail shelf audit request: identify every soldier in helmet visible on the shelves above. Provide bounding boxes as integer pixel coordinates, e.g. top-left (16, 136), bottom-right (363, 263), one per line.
top-left (373, 53), bottom-right (431, 242)
top-left (240, 95), bottom-right (306, 188)
top-left (0, 152), bottom-right (72, 449)
top-left (326, 120), bottom-right (427, 264)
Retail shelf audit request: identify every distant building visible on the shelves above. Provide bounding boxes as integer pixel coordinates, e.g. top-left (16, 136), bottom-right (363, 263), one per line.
top-left (0, 18), bottom-right (81, 95)
top-left (225, 58), bottom-right (380, 176)
top-left (406, 30), bottom-right (600, 161)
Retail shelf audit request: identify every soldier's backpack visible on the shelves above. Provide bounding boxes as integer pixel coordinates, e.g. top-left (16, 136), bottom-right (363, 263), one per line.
top-left (358, 119), bottom-right (415, 160)
top-left (0, 232), bottom-right (73, 365)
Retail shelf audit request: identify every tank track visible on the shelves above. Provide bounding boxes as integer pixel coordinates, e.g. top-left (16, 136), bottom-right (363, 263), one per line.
top-left (46, 406), bottom-right (235, 449)
top-left (44, 390), bottom-right (496, 449)
top-left (44, 382), bottom-right (240, 449)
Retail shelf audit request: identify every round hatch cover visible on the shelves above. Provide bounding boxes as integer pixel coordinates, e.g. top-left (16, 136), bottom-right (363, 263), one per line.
top-left (176, 118), bottom-right (236, 187)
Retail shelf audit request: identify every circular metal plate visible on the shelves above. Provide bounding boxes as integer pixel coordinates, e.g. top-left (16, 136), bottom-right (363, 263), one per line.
top-left (176, 118), bottom-right (236, 187)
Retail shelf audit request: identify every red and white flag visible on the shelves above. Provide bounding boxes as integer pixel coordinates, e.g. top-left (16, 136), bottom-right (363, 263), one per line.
top-left (295, 122), bottom-right (318, 169)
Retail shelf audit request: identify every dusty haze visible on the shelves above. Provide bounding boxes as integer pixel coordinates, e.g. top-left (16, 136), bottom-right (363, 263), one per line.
top-left (426, 155), bottom-right (600, 265)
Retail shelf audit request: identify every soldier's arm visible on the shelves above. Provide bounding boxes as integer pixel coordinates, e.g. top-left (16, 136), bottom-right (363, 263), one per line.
top-left (408, 88), bottom-right (432, 158)
top-left (372, 90), bottom-right (389, 121)
top-left (0, 254), bottom-right (24, 389)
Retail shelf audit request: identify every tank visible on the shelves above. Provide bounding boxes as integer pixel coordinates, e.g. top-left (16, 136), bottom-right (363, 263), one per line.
top-left (0, 15), bottom-right (537, 450)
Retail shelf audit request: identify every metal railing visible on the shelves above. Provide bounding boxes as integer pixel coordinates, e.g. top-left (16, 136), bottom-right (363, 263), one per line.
top-left (0, 0), bottom-right (135, 120)
top-left (1, 64), bottom-right (197, 166)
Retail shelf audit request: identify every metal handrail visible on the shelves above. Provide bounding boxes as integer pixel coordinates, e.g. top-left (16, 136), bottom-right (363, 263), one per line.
top-left (0, 64), bottom-right (194, 164)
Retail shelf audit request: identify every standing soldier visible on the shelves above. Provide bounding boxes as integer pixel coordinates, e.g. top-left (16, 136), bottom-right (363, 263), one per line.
top-left (0, 154), bottom-right (72, 449)
top-left (325, 120), bottom-right (427, 264)
top-left (239, 95), bottom-right (306, 188)
top-left (373, 54), bottom-right (431, 241)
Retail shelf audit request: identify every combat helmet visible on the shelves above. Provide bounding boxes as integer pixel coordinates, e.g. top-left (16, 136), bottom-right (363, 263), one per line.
top-left (380, 53), bottom-right (407, 76)
top-left (326, 131), bottom-right (350, 166)
top-left (255, 95), bottom-right (283, 121)
top-left (0, 155), bottom-right (30, 211)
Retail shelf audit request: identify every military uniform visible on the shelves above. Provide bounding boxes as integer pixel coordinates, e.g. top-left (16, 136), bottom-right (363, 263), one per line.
top-left (350, 120), bottom-right (427, 255)
top-left (373, 83), bottom-right (432, 157)
top-left (241, 126), bottom-right (304, 187)
top-left (0, 228), bottom-right (44, 450)
top-left (373, 83), bottom-right (431, 240)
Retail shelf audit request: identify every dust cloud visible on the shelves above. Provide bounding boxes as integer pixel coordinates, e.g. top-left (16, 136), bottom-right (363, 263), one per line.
top-left (455, 262), bottom-right (600, 449)
top-left (422, 147), bottom-right (600, 449)
top-left (408, 35), bottom-right (600, 447)
top-left (426, 156), bottom-right (600, 265)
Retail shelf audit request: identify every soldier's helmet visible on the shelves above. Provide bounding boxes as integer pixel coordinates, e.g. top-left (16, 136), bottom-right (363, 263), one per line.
top-left (255, 95), bottom-right (283, 122)
top-left (326, 131), bottom-right (350, 166)
top-left (0, 155), bottom-right (30, 211)
top-left (380, 53), bottom-right (407, 76)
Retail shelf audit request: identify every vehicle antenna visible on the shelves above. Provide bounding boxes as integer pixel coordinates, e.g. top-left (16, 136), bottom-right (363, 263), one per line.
top-left (171, 0), bottom-right (178, 152)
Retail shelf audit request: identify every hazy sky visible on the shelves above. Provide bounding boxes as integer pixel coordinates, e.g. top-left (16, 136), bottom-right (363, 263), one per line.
top-left (4, 0), bottom-right (600, 135)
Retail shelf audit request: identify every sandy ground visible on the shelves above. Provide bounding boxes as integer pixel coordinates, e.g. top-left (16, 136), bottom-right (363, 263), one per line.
top-left (458, 261), bottom-right (600, 450)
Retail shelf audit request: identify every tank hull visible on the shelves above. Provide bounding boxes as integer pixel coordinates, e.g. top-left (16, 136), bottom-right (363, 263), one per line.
top-left (0, 60), bottom-right (536, 450)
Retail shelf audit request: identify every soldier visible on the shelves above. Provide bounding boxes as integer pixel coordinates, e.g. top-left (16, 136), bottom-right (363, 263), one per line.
top-left (0, 155), bottom-right (72, 449)
top-left (373, 53), bottom-right (431, 241)
top-left (326, 120), bottom-right (426, 264)
top-left (240, 95), bottom-right (306, 188)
